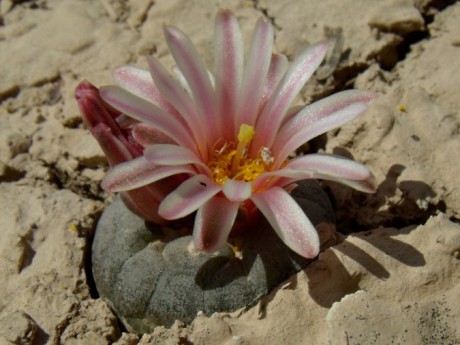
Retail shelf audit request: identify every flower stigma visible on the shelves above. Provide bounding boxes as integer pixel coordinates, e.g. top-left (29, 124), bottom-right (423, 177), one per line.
top-left (208, 124), bottom-right (274, 185)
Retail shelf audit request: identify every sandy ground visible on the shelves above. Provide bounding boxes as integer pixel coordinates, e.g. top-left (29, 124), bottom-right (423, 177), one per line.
top-left (1, 0), bottom-right (459, 344)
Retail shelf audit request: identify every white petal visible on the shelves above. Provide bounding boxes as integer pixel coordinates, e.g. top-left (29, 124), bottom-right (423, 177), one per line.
top-left (252, 41), bottom-right (329, 153)
top-left (259, 53), bottom-right (289, 113)
top-left (112, 65), bottom-right (176, 114)
top-left (144, 144), bottom-right (210, 172)
top-left (163, 26), bottom-right (219, 143)
top-left (251, 187), bottom-right (320, 258)
top-left (283, 154), bottom-right (374, 180)
top-left (147, 56), bottom-right (208, 157)
top-left (222, 179), bottom-right (252, 202)
top-left (99, 85), bottom-right (196, 150)
top-left (159, 175), bottom-right (222, 219)
top-left (314, 173), bottom-right (377, 193)
top-left (132, 123), bottom-right (176, 146)
top-left (214, 10), bottom-right (244, 139)
top-left (273, 90), bottom-right (378, 166)
top-left (102, 157), bottom-right (195, 192)
top-left (237, 16), bottom-right (274, 127)
top-left (256, 154), bottom-right (376, 193)
top-left (193, 197), bottom-right (239, 252)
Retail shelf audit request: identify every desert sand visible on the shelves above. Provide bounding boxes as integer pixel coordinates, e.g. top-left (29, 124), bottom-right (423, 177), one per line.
top-left (0, 0), bottom-right (459, 344)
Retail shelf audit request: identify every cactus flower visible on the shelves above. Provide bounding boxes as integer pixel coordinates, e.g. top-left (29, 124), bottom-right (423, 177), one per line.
top-left (76, 10), bottom-right (377, 258)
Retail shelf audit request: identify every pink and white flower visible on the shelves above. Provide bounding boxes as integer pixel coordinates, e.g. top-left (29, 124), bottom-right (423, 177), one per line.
top-left (76, 10), bottom-right (377, 258)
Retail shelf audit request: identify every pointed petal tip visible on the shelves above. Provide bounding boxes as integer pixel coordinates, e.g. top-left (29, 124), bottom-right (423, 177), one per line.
top-left (364, 172), bottom-right (378, 193)
top-left (75, 79), bottom-right (93, 95)
top-left (75, 80), bottom-right (99, 106)
top-left (359, 90), bottom-right (380, 105)
top-left (317, 39), bottom-right (329, 51)
top-left (163, 24), bottom-right (183, 42)
top-left (217, 8), bottom-right (235, 18)
top-left (255, 13), bottom-right (273, 27)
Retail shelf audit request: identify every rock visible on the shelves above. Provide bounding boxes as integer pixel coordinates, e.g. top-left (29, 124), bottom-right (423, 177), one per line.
top-left (58, 299), bottom-right (120, 345)
top-left (368, 1), bottom-right (425, 35)
top-left (92, 180), bottom-right (335, 333)
top-left (0, 311), bottom-right (38, 345)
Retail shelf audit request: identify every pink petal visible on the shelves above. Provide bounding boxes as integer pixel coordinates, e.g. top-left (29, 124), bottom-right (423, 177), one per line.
top-left (91, 123), bottom-right (135, 166)
top-left (214, 10), bottom-right (244, 139)
top-left (144, 144), bottom-right (210, 173)
top-left (163, 25), bottom-right (218, 143)
top-left (99, 85), bottom-right (196, 150)
top-left (314, 173), bottom-right (377, 193)
top-left (171, 65), bottom-right (216, 96)
top-left (252, 41), bottom-right (329, 153)
top-left (256, 154), bottom-right (376, 193)
top-left (115, 114), bottom-right (139, 129)
top-left (282, 154), bottom-right (374, 180)
top-left (75, 81), bottom-right (139, 158)
top-left (237, 16), bottom-right (274, 127)
top-left (222, 179), bottom-right (252, 202)
top-left (121, 190), bottom-right (163, 224)
top-left (132, 123), bottom-right (176, 146)
top-left (146, 56), bottom-right (208, 157)
top-left (193, 197), bottom-right (239, 252)
top-left (112, 65), bottom-right (176, 113)
top-left (251, 187), bottom-right (320, 258)
top-left (259, 53), bottom-right (289, 113)
top-left (273, 90), bottom-right (378, 166)
top-left (102, 157), bottom-right (195, 192)
top-left (158, 175), bottom-right (222, 220)
top-left (171, 66), bottom-right (192, 95)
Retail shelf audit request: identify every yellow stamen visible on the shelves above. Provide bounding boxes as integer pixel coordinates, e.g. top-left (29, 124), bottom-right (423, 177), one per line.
top-left (231, 124), bottom-right (255, 174)
top-left (237, 124), bottom-right (255, 143)
top-left (208, 124), bottom-right (273, 185)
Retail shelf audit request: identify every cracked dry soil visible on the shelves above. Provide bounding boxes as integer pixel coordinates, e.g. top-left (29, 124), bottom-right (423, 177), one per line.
top-left (0, 0), bottom-right (459, 344)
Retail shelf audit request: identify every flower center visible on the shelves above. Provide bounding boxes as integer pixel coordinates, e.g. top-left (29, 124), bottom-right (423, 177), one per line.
top-left (208, 124), bottom-right (274, 185)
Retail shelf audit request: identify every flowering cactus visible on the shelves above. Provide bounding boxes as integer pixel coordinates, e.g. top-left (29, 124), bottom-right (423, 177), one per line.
top-left (76, 10), bottom-right (377, 258)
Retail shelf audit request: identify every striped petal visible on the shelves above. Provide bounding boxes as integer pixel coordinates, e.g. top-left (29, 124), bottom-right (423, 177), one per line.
top-left (252, 41), bottom-right (329, 153)
top-left (99, 85), bottom-right (196, 150)
top-left (214, 10), bottom-right (244, 139)
top-left (193, 197), bottom-right (239, 252)
top-left (132, 123), bottom-right (176, 146)
top-left (222, 179), bottom-right (252, 202)
top-left (251, 187), bottom-right (320, 258)
top-left (164, 25), bottom-right (218, 143)
top-left (91, 123), bottom-right (135, 166)
top-left (147, 56), bottom-right (207, 157)
top-left (112, 65), bottom-right (176, 113)
top-left (282, 154), bottom-right (374, 180)
top-left (257, 154), bottom-right (376, 192)
top-left (144, 144), bottom-right (209, 172)
top-left (159, 175), bottom-right (222, 220)
top-left (102, 156), bottom-right (194, 192)
top-left (273, 90), bottom-right (378, 166)
top-left (314, 173), bottom-right (377, 193)
top-left (237, 16), bottom-right (274, 127)
top-left (259, 53), bottom-right (289, 113)
top-left (171, 66), bottom-right (192, 95)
